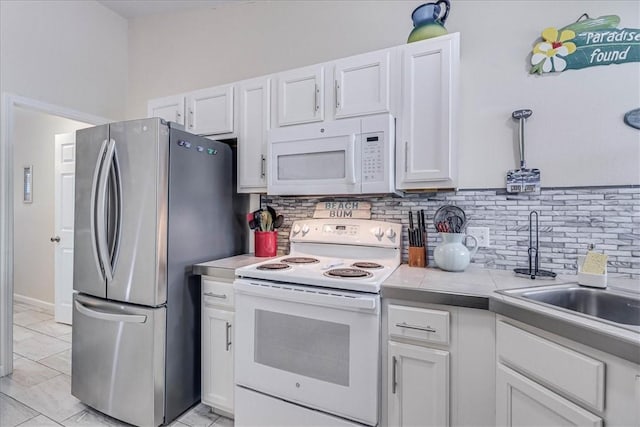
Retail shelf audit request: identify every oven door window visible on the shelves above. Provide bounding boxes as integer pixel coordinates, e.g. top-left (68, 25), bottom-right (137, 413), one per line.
top-left (255, 310), bottom-right (349, 386)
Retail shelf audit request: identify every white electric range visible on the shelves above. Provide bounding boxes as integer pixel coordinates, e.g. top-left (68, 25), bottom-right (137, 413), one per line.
top-left (234, 218), bottom-right (402, 426)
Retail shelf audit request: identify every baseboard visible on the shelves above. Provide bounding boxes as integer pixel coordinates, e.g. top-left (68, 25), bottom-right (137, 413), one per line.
top-left (13, 294), bottom-right (54, 314)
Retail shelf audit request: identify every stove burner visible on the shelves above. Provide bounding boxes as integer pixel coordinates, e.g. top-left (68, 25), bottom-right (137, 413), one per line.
top-left (257, 263), bottom-right (291, 271)
top-left (324, 268), bottom-right (373, 279)
top-left (281, 257), bottom-right (320, 264)
top-left (351, 262), bottom-right (383, 269)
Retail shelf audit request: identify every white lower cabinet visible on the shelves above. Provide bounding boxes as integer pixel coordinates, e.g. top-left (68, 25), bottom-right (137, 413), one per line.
top-left (201, 279), bottom-right (234, 416)
top-left (388, 341), bottom-right (449, 427)
top-left (496, 364), bottom-right (602, 427)
top-left (496, 318), bottom-right (640, 427)
top-left (383, 301), bottom-right (496, 427)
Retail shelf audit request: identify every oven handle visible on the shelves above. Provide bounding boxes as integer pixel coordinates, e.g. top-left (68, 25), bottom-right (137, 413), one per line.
top-left (234, 280), bottom-right (378, 312)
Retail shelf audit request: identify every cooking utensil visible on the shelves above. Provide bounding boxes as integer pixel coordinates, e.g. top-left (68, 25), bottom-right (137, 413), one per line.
top-left (273, 214), bottom-right (284, 229)
top-left (246, 212), bottom-right (257, 230)
top-left (434, 205), bottom-right (466, 233)
top-left (266, 206), bottom-right (277, 225)
top-left (514, 210), bottom-right (556, 279)
top-left (507, 109), bottom-right (540, 193)
top-left (260, 210), bottom-right (272, 231)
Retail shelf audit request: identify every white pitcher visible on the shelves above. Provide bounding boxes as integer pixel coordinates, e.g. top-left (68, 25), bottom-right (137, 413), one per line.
top-left (433, 232), bottom-right (478, 272)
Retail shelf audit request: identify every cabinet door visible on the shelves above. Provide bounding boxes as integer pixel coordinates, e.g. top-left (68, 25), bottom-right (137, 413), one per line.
top-left (147, 94), bottom-right (185, 125)
top-left (238, 76), bottom-right (270, 193)
top-left (202, 305), bottom-right (234, 414)
top-left (496, 364), bottom-right (602, 427)
top-left (388, 341), bottom-right (449, 427)
top-left (333, 49), bottom-right (390, 119)
top-left (276, 64), bottom-right (323, 126)
top-left (186, 85), bottom-right (234, 135)
top-left (396, 33), bottom-right (459, 190)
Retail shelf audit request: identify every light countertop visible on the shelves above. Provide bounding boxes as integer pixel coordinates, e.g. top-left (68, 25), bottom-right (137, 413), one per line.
top-left (384, 264), bottom-right (640, 364)
top-left (193, 254), bottom-right (274, 280)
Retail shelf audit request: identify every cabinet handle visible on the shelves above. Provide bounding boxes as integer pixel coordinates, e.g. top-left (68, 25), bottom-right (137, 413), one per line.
top-left (188, 108), bottom-right (194, 129)
top-left (176, 111), bottom-right (182, 122)
top-left (314, 84), bottom-right (320, 112)
top-left (335, 80), bottom-right (340, 109)
top-left (204, 292), bottom-right (227, 299)
top-left (260, 154), bottom-right (266, 178)
top-left (395, 322), bottom-right (437, 333)
top-left (392, 356), bottom-right (398, 394)
top-left (404, 141), bottom-right (408, 173)
top-left (225, 322), bottom-right (232, 351)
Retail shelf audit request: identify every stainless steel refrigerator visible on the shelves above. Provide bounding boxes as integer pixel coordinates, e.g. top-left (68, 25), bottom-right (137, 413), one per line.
top-left (71, 118), bottom-right (247, 426)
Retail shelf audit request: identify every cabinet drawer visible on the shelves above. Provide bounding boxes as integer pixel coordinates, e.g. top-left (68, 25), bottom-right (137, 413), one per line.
top-left (202, 279), bottom-right (234, 309)
top-left (388, 305), bottom-right (449, 345)
top-left (497, 321), bottom-right (605, 411)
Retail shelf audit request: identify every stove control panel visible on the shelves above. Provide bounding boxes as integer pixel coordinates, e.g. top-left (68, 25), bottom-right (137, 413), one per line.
top-left (323, 224), bottom-right (360, 236)
top-left (289, 219), bottom-right (401, 248)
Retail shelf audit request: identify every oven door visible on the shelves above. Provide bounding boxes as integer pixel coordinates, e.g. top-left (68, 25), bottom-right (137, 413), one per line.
top-left (234, 279), bottom-right (380, 426)
top-left (267, 118), bottom-right (361, 195)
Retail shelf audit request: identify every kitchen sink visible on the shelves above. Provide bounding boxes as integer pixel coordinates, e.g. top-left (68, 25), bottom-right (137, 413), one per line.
top-left (497, 284), bottom-right (640, 331)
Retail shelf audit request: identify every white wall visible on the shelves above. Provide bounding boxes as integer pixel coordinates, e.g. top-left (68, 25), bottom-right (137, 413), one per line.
top-left (12, 108), bottom-right (89, 304)
top-left (127, 0), bottom-right (640, 188)
top-left (0, 0), bottom-right (128, 120)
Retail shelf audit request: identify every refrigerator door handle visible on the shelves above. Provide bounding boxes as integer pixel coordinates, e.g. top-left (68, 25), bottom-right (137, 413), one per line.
top-left (107, 146), bottom-right (123, 276)
top-left (74, 300), bottom-right (147, 323)
top-left (90, 139), bottom-right (109, 280)
top-left (96, 138), bottom-right (116, 282)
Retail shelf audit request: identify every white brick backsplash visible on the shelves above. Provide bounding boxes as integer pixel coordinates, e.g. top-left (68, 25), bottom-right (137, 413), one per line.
top-left (263, 187), bottom-right (640, 279)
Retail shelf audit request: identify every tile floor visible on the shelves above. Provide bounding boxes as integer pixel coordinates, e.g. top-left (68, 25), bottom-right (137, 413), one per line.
top-left (1, 300), bottom-right (233, 427)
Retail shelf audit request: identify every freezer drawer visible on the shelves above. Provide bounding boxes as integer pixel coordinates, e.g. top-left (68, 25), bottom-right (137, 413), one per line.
top-left (71, 294), bottom-right (166, 426)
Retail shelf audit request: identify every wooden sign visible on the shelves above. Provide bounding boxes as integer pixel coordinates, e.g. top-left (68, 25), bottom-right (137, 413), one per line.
top-left (530, 14), bottom-right (639, 74)
top-left (313, 201), bottom-right (371, 219)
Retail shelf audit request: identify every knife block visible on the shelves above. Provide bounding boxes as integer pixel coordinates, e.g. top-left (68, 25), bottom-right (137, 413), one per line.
top-left (408, 246), bottom-right (426, 268)
top-left (255, 231), bottom-right (278, 257)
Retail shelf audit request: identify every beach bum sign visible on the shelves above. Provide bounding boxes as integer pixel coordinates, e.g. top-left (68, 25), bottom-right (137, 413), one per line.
top-left (530, 14), bottom-right (640, 74)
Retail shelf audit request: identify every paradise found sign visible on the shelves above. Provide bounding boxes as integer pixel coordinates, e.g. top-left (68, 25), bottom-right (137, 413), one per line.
top-left (530, 14), bottom-right (640, 74)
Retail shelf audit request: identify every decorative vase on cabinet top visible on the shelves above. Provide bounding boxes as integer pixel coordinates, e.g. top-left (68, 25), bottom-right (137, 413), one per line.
top-left (433, 232), bottom-right (478, 272)
top-left (407, 0), bottom-right (450, 43)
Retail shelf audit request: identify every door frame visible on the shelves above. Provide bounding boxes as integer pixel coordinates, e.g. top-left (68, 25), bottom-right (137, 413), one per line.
top-left (0, 93), bottom-right (110, 376)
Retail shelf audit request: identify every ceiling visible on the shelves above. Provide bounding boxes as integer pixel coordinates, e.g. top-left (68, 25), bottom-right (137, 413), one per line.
top-left (97, 0), bottom-right (247, 19)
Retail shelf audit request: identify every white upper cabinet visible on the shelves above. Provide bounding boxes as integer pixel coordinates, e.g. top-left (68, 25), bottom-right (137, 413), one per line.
top-left (396, 33), bottom-right (460, 190)
top-left (186, 84), bottom-right (235, 136)
top-left (147, 94), bottom-right (185, 125)
top-left (332, 49), bottom-right (392, 119)
top-left (275, 65), bottom-right (324, 127)
top-left (238, 76), bottom-right (271, 193)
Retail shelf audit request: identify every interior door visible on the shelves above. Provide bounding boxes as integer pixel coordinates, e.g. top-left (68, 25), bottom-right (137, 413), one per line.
top-left (53, 133), bottom-right (75, 324)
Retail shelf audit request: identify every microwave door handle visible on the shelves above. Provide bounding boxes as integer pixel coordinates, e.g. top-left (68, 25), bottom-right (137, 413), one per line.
top-left (348, 137), bottom-right (357, 184)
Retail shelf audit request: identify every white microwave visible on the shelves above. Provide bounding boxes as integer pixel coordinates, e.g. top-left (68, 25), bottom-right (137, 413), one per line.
top-left (267, 114), bottom-right (395, 196)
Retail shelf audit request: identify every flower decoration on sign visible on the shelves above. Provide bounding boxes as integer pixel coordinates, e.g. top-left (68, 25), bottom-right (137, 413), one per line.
top-left (531, 27), bottom-right (577, 74)
top-left (528, 14), bottom-right (640, 75)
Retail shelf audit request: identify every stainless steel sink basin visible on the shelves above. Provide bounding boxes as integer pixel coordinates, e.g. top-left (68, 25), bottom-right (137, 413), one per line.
top-left (497, 285), bottom-right (640, 331)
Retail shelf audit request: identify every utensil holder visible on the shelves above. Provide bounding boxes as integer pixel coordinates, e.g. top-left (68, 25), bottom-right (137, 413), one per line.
top-left (408, 246), bottom-right (426, 268)
top-left (255, 231), bottom-right (277, 257)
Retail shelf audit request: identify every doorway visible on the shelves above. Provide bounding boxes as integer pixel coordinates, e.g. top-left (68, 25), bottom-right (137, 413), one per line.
top-left (0, 93), bottom-right (110, 377)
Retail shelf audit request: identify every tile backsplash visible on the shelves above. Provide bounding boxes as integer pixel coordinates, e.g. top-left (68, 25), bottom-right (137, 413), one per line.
top-left (263, 186), bottom-right (640, 279)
